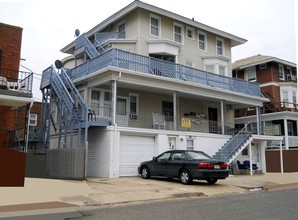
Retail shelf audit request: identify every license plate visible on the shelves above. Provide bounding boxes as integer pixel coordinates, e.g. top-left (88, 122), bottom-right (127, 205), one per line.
top-left (214, 165), bottom-right (220, 169)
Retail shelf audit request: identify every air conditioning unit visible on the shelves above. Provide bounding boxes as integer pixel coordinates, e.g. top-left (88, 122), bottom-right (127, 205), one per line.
top-left (0, 76), bottom-right (8, 89)
top-left (7, 81), bottom-right (26, 91)
top-left (287, 75), bottom-right (296, 81)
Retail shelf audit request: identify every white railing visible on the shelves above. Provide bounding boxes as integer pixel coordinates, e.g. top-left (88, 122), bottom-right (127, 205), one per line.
top-left (288, 136), bottom-right (298, 147)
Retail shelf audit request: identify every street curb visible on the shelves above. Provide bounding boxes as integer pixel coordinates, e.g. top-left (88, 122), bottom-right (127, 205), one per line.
top-left (0, 202), bottom-right (78, 219)
top-left (263, 183), bottom-right (298, 191)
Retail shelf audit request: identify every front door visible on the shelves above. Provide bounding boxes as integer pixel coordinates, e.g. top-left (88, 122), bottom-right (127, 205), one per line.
top-left (208, 107), bottom-right (218, 133)
top-left (168, 137), bottom-right (177, 150)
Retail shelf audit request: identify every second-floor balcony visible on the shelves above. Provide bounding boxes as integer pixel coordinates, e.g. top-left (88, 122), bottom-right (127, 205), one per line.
top-left (0, 68), bottom-right (33, 95)
top-left (66, 48), bottom-right (262, 98)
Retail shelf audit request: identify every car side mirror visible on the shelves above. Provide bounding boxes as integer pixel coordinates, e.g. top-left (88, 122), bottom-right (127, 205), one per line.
top-left (153, 157), bottom-right (157, 161)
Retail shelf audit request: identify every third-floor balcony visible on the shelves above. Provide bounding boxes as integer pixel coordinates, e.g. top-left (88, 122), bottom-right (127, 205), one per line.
top-left (67, 48), bottom-right (262, 98)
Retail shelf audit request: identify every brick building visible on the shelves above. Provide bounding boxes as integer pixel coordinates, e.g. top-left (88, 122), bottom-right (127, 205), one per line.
top-left (232, 54), bottom-right (297, 149)
top-left (0, 22), bottom-right (34, 150)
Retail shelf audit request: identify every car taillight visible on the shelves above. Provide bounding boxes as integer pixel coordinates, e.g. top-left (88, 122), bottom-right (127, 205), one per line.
top-left (198, 163), bottom-right (214, 169)
top-left (220, 163), bottom-right (228, 169)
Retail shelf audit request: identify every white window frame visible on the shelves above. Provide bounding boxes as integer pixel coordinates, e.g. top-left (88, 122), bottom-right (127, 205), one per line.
top-left (29, 113), bottom-right (37, 126)
top-left (259, 63), bottom-right (267, 69)
top-left (150, 14), bottom-right (161, 38)
top-left (198, 31), bottom-right (207, 51)
top-left (216, 37), bottom-right (224, 56)
top-left (129, 93), bottom-right (139, 120)
top-left (279, 64), bottom-right (285, 80)
top-left (186, 139), bottom-right (194, 150)
top-left (186, 27), bottom-right (194, 40)
top-left (282, 90), bottom-right (289, 106)
top-left (246, 66), bottom-right (256, 82)
top-left (173, 22), bottom-right (184, 44)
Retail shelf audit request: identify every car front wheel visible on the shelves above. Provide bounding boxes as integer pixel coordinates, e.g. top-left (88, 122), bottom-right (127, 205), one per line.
top-left (206, 178), bottom-right (218, 184)
top-left (141, 166), bottom-right (150, 179)
top-left (180, 170), bottom-right (192, 184)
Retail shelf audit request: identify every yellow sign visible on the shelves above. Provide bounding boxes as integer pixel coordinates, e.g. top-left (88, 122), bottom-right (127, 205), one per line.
top-left (181, 117), bottom-right (191, 128)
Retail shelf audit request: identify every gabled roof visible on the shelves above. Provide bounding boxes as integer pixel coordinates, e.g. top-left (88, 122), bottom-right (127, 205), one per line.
top-left (61, 0), bottom-right (247, 53)
top-left (232, 54), bottom-right (297, 70)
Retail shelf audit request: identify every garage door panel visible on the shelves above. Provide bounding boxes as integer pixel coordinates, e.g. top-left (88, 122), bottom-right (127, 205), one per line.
top-left (120, 135), bottom-right (155, 176)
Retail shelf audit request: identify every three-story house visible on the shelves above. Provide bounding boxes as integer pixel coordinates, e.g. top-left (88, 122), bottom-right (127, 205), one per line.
top-left (40, 1), bottom-right (280, 178)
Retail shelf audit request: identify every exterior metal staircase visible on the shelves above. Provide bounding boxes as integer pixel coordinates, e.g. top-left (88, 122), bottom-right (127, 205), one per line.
top-left (213, 122), bottom-right (254, 164)
top-left (39, 66), bottom-right (88, 149)
top-left (75, 33), bottom-right (99, 59)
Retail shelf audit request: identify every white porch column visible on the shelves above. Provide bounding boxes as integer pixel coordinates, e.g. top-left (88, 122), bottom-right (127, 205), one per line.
top-left (283, 118), bottom-right (289, 149)
top-left (249, 142), bottom-right (253, 176)
top-left (260, 140), bottom-right (266, 174)
top-left (220, 100), bottom-right (225, 135)
top-left (173, 91), bottom-right (177, 130)
top-left (256, 106), bottom-right (261, 135)
top-left (280, 140), bottom-right (284, 174)
top-left (111, 80), bottom-right (117, 125)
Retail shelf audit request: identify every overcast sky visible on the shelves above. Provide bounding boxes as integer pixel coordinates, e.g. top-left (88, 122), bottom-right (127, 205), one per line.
top-left (0, 0), bottom-right (297, 101)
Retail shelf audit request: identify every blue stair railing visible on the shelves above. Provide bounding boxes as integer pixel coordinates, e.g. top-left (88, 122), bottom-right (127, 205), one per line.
top-left (39, 66), bottom-right (88, 149)
top-left (213, 122), bottom-right (254, 163)
top-left (75, 33), bottom-right (99, 59)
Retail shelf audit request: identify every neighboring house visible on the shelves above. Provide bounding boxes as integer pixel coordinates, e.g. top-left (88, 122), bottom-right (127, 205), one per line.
top-left (0, 22), bottom-right (34, 150)
top-left (232, 55), bottom-right (297, 171)
top-left (39, 0), bottom-right (280, 178)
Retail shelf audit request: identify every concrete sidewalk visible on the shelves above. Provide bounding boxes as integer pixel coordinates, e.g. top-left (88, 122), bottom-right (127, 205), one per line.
top-left (1, 173), bottom-right (298, 218)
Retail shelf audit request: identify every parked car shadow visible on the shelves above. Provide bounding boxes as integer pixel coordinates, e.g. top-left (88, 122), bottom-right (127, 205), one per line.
top-left (147, 176), bottom-right (224, 186)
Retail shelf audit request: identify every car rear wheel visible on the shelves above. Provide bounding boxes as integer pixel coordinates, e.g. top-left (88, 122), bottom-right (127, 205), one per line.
top-left (206, 178), bottom-right (218, 184)
top-left (141, 166), bottom-right (150, 179)
top-left (180, 170), bottom-right (192, 184)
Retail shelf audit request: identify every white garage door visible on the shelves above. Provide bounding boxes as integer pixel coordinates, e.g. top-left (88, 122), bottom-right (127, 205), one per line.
top-left (119, 135), bottom-right (155, 176)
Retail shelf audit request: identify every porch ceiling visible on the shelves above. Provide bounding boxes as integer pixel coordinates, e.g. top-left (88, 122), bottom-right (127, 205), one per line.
top-left (82, 68), bottom-right (267, 108)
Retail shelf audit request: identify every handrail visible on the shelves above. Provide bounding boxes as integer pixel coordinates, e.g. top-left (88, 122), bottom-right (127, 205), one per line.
top-left (66, 48), bottom-right (262, 97)
top-left (217, 122), bottom-right (253, 161)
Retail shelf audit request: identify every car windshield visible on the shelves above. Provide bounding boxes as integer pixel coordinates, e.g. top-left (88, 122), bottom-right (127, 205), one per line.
top-left (187, 151), bottom-right (211, 160)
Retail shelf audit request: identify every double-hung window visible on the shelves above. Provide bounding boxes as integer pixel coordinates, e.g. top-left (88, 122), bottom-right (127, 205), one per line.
top-left (279, 64), bottom-right (285, 80)
top-left (129, 93), bottom-right (139, 120)
top-left (174, 23), bottom-right (183, 43)
top-left (29, 113), bottom-right (37, 126)
top-left (198, 32), bottom-right (207, 51)
top-left (150, 15), bottom-right (160, 37)
top-left (216, 38), bottom-right (224, 55)
top-left (246, 67), bottom-right (256, 81)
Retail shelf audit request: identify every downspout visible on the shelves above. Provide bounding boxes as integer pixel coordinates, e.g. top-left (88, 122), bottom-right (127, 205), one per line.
top-left (84, 105), bottom-right (88, 180)
top-left (111, 72), bottom-right (121, 177)
top-left (173, 91), bottom-right (177, 130)
top-left (25, 101), bottom-right (34, 152)
top-left (221, 100), bottom-right (225, 135)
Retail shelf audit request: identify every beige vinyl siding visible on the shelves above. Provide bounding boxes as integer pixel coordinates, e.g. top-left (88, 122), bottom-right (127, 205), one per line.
top-left (123, 8), bottom-right (232, 75)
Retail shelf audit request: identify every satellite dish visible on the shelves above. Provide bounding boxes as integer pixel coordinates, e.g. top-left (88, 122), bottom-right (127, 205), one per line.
top-left (75, 29), bottom-right (80, 37)
top-left (55, 60), bottom-right (63, 69)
